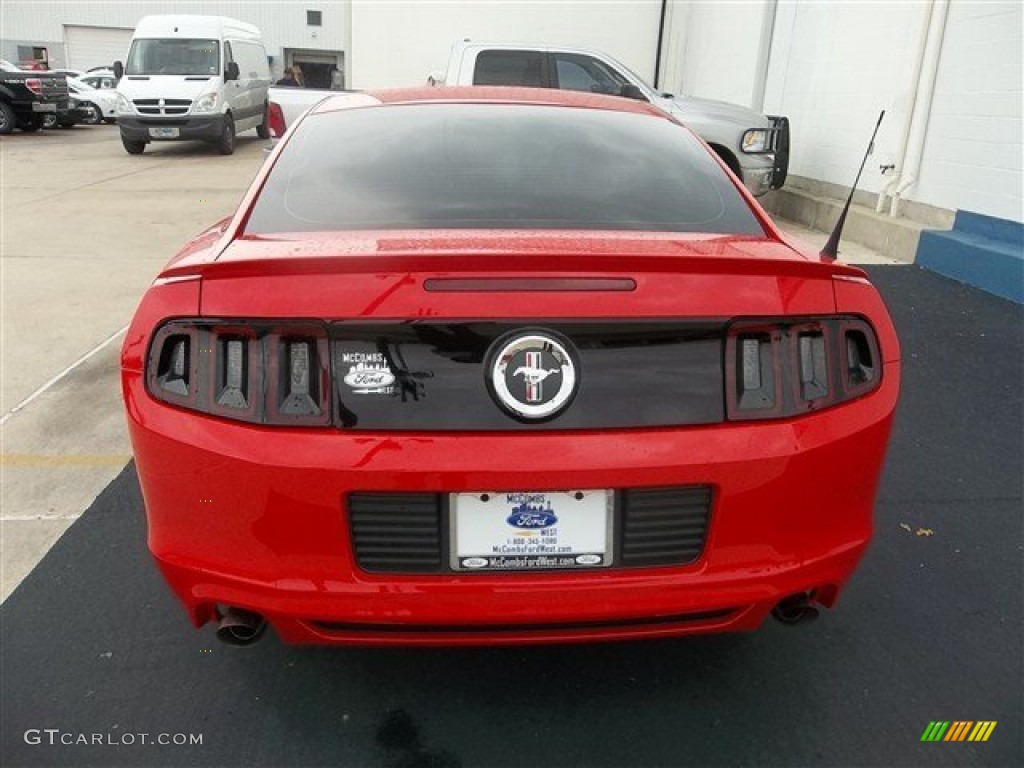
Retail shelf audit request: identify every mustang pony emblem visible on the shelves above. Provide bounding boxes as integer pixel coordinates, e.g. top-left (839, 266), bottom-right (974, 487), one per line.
top-left (489, 332), bottom-right (578, 419)
top-left (513, 365), bottom-right (559, 384)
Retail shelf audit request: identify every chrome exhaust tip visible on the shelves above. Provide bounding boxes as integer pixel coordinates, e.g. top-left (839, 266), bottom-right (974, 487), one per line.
top-left (216, 607), bottom-right (267, 646)
top-left (771, 593), bottom-right (820, 626)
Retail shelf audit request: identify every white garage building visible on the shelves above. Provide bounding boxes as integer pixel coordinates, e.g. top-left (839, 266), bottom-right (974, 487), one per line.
top-left (2, 0), bottom-right (1021, 290)
top-left (1, 1), bottom-right (350, 88)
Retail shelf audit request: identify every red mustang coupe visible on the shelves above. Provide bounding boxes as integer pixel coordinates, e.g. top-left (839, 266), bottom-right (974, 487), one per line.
top-left (122, 87), bottom-right (899, 646)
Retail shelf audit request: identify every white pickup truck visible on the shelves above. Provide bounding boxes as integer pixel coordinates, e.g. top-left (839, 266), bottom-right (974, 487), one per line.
top-left (267, 86), bottom-right (375, 141)
top-left (433, 41), bottom-right (789, 197)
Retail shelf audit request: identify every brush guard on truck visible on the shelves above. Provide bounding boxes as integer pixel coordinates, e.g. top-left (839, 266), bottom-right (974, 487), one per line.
top-left (768, 115), bottom-right (790, 190)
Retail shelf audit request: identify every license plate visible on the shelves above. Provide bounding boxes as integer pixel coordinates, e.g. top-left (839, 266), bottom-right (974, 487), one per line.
top-left (451, 490), bottom-right (612, 571)
top-left (149, 127), bottom-right (179, 138)
top-left (32, 103), bottom-right (57, 112)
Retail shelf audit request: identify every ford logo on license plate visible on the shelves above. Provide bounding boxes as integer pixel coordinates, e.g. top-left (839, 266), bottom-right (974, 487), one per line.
top-left (507, 504), bottom-right (558, 530)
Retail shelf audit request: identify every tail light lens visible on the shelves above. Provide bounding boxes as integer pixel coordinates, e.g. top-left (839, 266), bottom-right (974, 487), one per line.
top-left (267, 101), bottom-right (286, 138)
top-left (26, 78), bottom-right (43, 96)
top-left (147, 321), bottom-right (330, 426)
top-left (153, 330), bottom-right (194, 402)
top-left (726, 316), bottom-right (881, 421)
top-left (266, 329), bottom-right (330, 424)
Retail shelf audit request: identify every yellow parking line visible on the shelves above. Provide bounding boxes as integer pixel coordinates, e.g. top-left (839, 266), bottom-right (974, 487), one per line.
top-left (0, 453), bottom-right (131, 467)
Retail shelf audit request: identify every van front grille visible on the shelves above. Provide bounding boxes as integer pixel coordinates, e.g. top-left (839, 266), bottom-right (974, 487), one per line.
top-left (133, 98), bottom-right (192, 115)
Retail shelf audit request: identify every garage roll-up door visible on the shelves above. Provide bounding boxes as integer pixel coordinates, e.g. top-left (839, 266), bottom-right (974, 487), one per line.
top-left (64, 25), bottom-right (133, 71)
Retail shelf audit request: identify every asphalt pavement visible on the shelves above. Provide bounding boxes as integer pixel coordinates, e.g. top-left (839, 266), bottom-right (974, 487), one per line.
top-left (2, 267), bottom-right (1021, 767)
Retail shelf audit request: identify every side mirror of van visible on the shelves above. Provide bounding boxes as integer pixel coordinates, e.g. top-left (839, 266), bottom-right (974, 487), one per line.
top-left (225, 61), bottom-right (240, 81)
top-left (619, 83), bottom-right (647, 102)
top-left (113, 61), bottom-right (124, 80)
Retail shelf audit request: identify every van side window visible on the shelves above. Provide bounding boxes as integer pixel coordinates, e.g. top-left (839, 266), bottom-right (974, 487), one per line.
top-left (552, 53), bottom-right (627, 96)
top-left (473, 50), bottom-right (545, 88)
top-left (232, 40), bottom-right (267, 79)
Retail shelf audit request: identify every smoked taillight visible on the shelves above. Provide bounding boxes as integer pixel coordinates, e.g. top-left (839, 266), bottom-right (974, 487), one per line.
top-left (726, 316), bottom-right (881, 421)
top-left (153, 332), bottom-right (193, 402)
top-left (841, 320), bottom-right (880, 398)
top-left (266, 331), bottom-right (331, 425)
top-left (267, 101), bottom-right (286, 138)
top-left (728, 328), bottom-right (781, 417)
top-left (215, 337), bottom-right (249, 409)
top-left (147, 321), bottom-right (330, 425)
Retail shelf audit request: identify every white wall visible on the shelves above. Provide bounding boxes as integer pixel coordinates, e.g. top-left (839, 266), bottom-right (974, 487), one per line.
top-left (349, 0), bottom-right (662, 89)
top-left (760, 0), bottom-right (930, 197)
top-left (915, 1), bottom-right (1023, 222)
top-left (662, 0), bottom-right (769, 108)
top-left (1, 0), bottom-right (349, 73)
top-left (671, 0), bottom-right (1023, 222)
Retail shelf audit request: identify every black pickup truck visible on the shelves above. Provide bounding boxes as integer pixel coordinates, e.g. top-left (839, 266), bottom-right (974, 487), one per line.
top-left (0, 70), bottom-right (71, 134)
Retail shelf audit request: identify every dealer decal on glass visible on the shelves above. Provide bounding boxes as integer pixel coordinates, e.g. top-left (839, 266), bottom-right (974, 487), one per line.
top-left (451, 490), bottom-right (613, 571)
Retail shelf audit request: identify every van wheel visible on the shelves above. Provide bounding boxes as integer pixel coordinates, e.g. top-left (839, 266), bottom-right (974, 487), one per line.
top-left (256, 105), bottom-right (270, 139)
top-left (217, 116), bottom-right (235, 155)
top-left (0, 102), bottom-right (15, 135)
top-left (122, 136), bottom-right (146, 154)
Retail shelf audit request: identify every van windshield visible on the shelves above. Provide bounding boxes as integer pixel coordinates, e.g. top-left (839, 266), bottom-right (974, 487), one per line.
top-left (126, 39), bottom-right (220, 76)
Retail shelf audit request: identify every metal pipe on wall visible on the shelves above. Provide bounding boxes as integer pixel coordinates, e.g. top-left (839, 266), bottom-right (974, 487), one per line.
top-left (891, 0), bottom-right (949, 217)
top-left (876, 0), bottom-right (950, 217)
top-left (876, 1), bottom-right (935, 213)
top-left (751, 0), bottom-right (778, 113)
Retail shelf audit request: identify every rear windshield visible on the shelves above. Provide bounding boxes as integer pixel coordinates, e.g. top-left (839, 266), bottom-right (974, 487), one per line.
top-left (244, 103), bottom-right (765, 235)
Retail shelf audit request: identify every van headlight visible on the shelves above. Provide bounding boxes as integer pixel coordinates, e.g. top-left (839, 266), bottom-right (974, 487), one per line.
top-left (742, 129), bottom-right (770, 154)
top-left (192, 93), bottom-right (218, 113)
top-left (114, 93), bottom-right (134, 115)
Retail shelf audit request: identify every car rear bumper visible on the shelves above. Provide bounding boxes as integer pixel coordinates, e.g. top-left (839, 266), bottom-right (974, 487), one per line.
top-left (118, 115), bottom-right (225, 142)
top-left (154, 544), bottom-right (864, 646)
top-left (125, 364), bottom-right (898, 646)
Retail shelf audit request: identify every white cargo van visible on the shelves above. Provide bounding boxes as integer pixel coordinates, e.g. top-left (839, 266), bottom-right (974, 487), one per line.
top-left (113, 15), bottom-right (271, 155)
